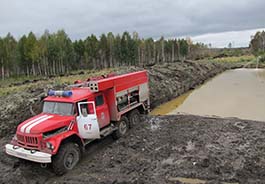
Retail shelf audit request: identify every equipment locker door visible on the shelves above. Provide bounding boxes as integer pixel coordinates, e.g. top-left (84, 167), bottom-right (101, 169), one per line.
top-left (77, 101), bottom-right (100, 139)
top-left (95, 94), bottom-right (110, 128)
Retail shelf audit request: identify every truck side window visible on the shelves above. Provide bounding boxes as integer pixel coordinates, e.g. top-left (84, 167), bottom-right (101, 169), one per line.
top-left (80, 104), bottom-right (88, 117)
top-left (77, 100), bottom-right (87, 116)
top-left (95, 95), bottom-right (104, 106)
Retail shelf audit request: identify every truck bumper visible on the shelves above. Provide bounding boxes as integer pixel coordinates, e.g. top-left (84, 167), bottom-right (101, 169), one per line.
top-left (5, 144), bottom-right (52, 163)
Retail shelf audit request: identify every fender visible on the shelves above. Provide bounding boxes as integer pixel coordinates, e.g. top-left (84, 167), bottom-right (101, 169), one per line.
top-left (45, 130), bottom-right (84, 155)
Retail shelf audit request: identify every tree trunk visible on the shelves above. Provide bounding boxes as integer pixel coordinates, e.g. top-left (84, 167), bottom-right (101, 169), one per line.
top-left (1, 64), bottom-right (4, 80)
top-left (44, 57), bottom-right (47, 76)
top-left (109, 43), bottom-right (113, 68)
top-left (38, 62), bottom-right (42, 75)
top-left (178, 42), bottom-right (180, 61)
top-left (26, 65), bottom-right (29, 77)
top-left (153, 43), bottom-right (156, 63)
top-left (32, 62), bottom-right (36, 76)
top-left (53, 60), bottom-right (56, 75)
top-left (148, 45), bottom-right (151, 65)
top-left (138, 47), bottom-right (141, 66)
top-left (60, 58), bottom-right (64, 74)
top-left (162, 40), bottom-right (165, 63)
top-left (103, 55), bottom-right (107, 69)
top-left (142, 47), bottom-right (145, 67)
top-left (93, 58), bottom-right (96, 70)
top-left (172, 43), bottom-right (175, 62)
top-left (6, 68), bottom-right (10, 78)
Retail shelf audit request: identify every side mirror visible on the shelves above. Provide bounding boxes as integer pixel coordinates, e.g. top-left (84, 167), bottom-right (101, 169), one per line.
top-left (88, 103), bottom-right (95, 114)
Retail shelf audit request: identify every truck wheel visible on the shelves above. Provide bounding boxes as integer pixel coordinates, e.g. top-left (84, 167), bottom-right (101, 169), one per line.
top-left (52, 142), bottom-right (80, 175)
top-left (112, 116), bottom-right (129, 140)
top-left (128, 109), bottom-right (140, 128)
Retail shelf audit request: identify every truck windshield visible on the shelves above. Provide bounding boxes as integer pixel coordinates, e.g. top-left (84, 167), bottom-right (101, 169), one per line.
top-left (43, 101), bottom-right (74, 116)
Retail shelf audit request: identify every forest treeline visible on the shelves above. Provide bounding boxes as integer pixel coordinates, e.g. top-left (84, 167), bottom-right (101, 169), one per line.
top-left (0, 30), bottom-right (210, 79)
top-left (250, 31), bottom-right (265, 57)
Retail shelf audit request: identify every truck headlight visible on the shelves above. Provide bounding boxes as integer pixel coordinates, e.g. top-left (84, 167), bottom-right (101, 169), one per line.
top-left (13, 135), bottom-right (17, 141)
top-left (46, 142), bottom-right (54, 150)
top-left (11, 135), bottom-right (18, 144)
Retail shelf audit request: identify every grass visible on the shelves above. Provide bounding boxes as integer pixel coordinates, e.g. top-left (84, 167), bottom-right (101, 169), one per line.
top-left (55, 68), bottom-right (117, 84)
top-left (0, 75), bottom-right (44, 88)
top-left (211, 55), bottom-right (255, 63)
top-left (0, 68), bottom-right (119, 97)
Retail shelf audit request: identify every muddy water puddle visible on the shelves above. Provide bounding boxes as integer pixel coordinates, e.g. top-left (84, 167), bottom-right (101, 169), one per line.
top-left (152, 69), bottom-right (265, 122)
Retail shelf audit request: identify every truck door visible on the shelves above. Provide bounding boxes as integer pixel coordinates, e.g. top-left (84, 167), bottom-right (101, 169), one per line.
top-left (77, 101), bottom-right (100, 139)
top-left (95, 94), bottom-right (110, 128)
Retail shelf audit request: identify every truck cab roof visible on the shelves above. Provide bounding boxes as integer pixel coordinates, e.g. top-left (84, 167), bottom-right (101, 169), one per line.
top-left (44, 88), bottom-right (94, 103)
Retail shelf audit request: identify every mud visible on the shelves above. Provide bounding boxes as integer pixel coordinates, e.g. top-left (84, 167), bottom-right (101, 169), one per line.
top-left (1, 115), bottom-right (265, 183)
top-left (1, 60), bottom-right (255, 184)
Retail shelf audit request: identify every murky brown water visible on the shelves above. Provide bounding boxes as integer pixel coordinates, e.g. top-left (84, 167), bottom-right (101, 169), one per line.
top-left (152, 69), bottom-right (265, 122)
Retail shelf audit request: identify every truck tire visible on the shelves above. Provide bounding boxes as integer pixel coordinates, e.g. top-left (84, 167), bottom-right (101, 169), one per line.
top-left (112, 116), bottom-right (129, 140)
top-left (52, 142), bottom-right (81, 175)
top-left (128, 109), bottom-right (140, 128)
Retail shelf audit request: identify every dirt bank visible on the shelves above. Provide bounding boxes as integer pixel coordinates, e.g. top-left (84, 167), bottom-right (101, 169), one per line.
top-left (0, 60), bottom-right (231, 138)
top-left (1, 115), bottom-right (265, 183)
top-left (147, 61), bottom-right (231, 108)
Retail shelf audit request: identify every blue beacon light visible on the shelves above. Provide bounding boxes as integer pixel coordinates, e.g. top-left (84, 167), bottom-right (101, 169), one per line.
top-left (48, 90), bottom-right (73, 97)
top-left (62, 91), bottom-right (73, 97)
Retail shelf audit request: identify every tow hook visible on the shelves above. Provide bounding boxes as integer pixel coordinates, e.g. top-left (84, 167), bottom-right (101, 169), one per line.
top-left (40, 163), bottom-right (48, 168)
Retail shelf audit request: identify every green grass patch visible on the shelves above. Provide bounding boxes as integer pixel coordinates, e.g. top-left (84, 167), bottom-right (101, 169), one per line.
top-left (211, 55), bottom-right (255, 63)
top-left (0, 68), bottom-right (119, 97)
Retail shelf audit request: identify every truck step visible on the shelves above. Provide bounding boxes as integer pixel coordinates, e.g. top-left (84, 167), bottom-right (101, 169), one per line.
top-left (100, 125), bottom-right (117, 137)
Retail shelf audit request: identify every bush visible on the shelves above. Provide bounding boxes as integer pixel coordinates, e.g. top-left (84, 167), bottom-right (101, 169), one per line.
top-left (258, 54), bottom-right (265, 63)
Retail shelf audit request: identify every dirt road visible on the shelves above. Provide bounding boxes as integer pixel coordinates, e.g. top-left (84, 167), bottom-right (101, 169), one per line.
top-left (1, 115), bottom-right (265, 183)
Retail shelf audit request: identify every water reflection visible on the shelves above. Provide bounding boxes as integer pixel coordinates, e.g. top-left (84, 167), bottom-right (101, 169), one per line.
top-left (150, 90), bottom-right (193, 115)
top-left (254, 68), bottom-right (265, 80)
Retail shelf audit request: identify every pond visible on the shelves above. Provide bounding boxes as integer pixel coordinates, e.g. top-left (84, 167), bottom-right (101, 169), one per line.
top-left (151, 69), bottom-right (265, 122)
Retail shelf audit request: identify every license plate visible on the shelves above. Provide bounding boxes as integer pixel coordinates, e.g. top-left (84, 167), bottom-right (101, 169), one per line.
top-left (16, 152), bottom-right (27, 158)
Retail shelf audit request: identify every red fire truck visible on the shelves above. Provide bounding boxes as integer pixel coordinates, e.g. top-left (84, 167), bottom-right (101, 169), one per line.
top-left (5, 70), bottom-right (149, 175)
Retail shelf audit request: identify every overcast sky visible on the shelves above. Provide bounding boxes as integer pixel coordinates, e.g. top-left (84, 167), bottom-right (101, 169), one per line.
top-left (1, 0), bottom-right (265, 47)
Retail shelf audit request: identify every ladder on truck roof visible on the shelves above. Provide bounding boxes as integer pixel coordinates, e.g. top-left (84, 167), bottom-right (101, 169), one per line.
top-left (88, 70), bottom-right (148, 93)
top-left (69, 70), bottom-right (148, 93)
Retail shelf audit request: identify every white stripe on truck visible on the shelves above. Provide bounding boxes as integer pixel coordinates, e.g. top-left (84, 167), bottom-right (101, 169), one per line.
top-left (25, 115), bottom-right (53, 133)
top-left (20, 115), bottom-right (48, 133)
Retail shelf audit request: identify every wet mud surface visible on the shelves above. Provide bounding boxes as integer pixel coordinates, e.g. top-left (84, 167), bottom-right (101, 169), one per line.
top-left (1, 115), bottom-right (265, 183)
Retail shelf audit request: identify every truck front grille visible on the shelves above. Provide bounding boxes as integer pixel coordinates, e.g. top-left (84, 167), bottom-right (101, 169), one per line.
top-left (17, 133), bottom-right (40, 149)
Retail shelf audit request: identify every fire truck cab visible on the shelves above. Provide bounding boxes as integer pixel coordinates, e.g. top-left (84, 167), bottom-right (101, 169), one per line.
top-left (5, 70), bottom-right (149, 175)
